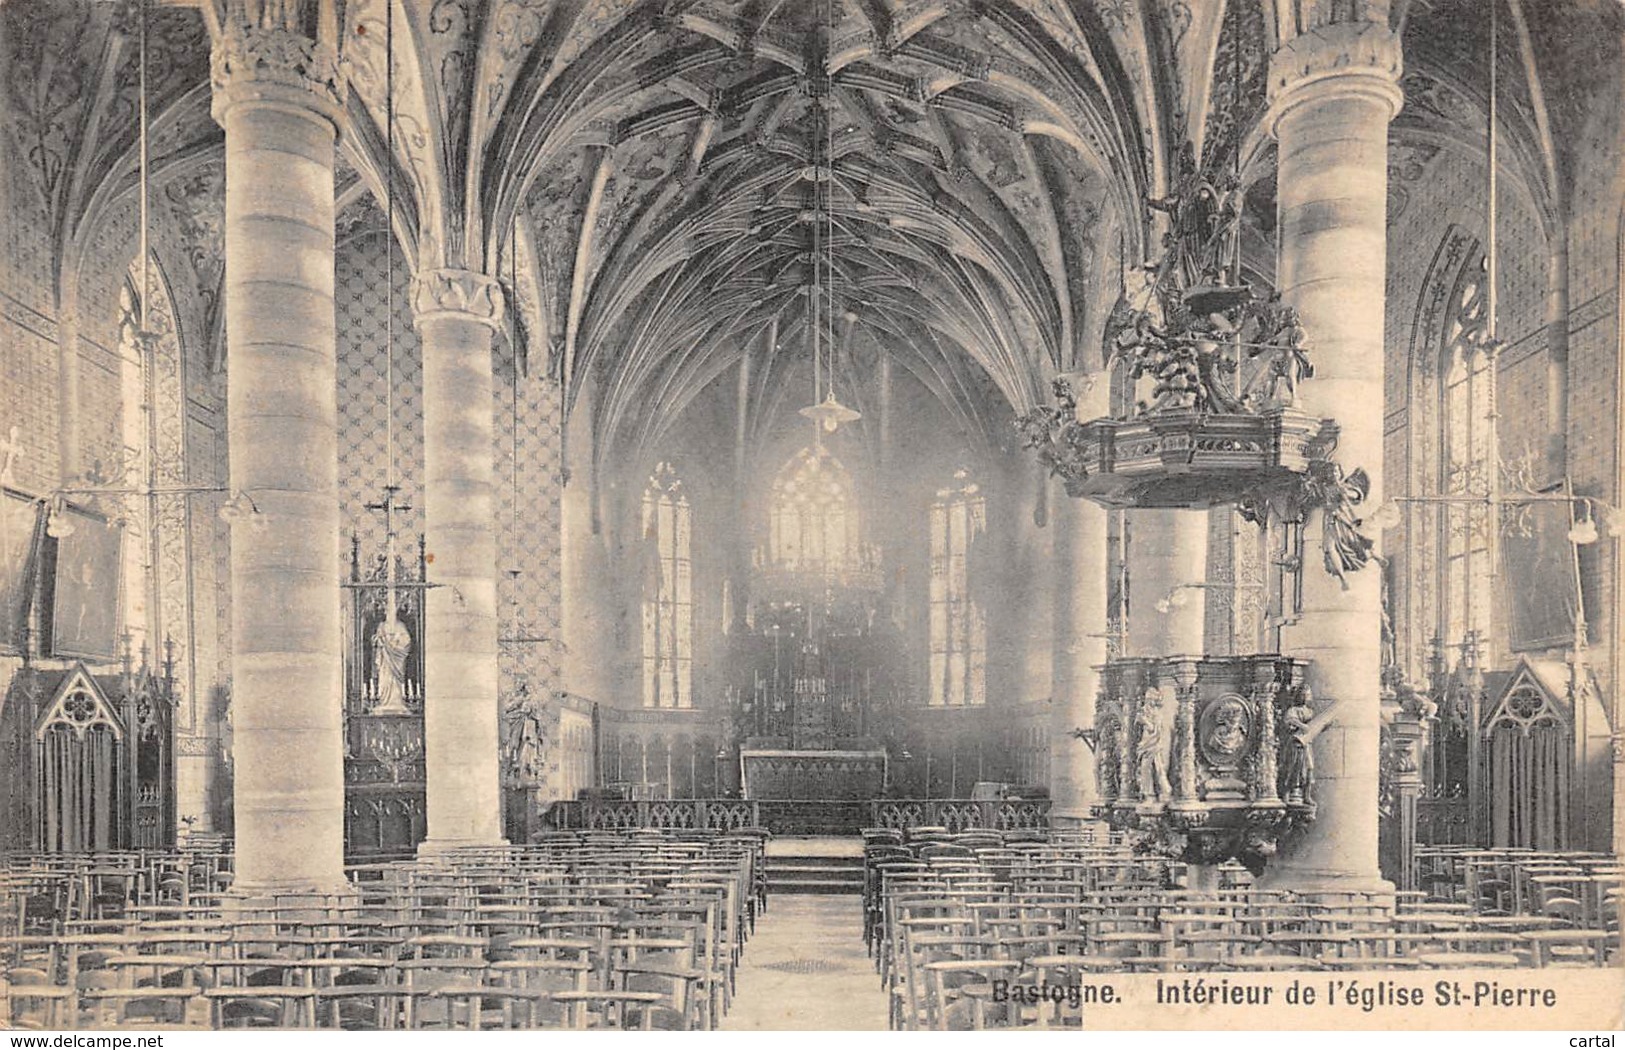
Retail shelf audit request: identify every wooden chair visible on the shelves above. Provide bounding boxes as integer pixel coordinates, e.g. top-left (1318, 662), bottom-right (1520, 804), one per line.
top-left (550, 989), bottom-right (667, 1029)
top-left (921, 958), bottom-right (1022, 1030)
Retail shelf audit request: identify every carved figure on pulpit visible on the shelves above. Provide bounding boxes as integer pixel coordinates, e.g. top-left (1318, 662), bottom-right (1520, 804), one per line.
top-left (1394, 680), bottom-right (1436, 722)
top-left (1279, 708), bottom-right (1312, 803)
top-left (1095, 701), bottom-right (1121, 801)
top-left (1146, 143), bottom-right (1235, 292)
top-left (1189, 319), bottom-right (1244, 414)
top-left (1201, 693), bottom-right (1252, 764)
top-left (1278, 686), bottom-right (1337, 806)
top-left (1252, 302), bottom-right (1312, 407)
top-left (1135, 687), bottom-right (1171, 801)
top-left (372, 615), bottom-right (412, 714)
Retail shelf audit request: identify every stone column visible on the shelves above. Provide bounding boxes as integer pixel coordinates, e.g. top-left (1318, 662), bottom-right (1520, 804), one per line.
top-left (1264, 18), bottom-right (1403, 893)
top-left (210, 24), bottom-right (347, 892)
top-left (413, 269), bottom-right (508, 850)
top-left (1050, 374), bottom-right (1111, 826)
top-left (1126, 509), bottom-right (1208, 658)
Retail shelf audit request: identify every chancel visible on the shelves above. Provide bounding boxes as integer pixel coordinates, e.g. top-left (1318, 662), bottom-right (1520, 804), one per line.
top-left (0, 0), bottom-right (1620, 1032)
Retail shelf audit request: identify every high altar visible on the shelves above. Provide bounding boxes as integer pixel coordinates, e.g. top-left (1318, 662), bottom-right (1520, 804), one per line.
top-left (726, 445), bottom-right (898, 800)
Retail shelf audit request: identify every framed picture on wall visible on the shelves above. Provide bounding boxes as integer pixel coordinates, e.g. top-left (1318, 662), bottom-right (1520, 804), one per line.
top-left (46, 503), bottom-right (124, 662)
top-left (0, 489), bottom-right (43, 654)
top-left (1502, 497), bottom-right (1578, 653)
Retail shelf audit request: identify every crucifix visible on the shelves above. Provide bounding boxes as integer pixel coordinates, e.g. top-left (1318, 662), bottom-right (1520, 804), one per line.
top-left (365, 484), bottom-right (413, 714)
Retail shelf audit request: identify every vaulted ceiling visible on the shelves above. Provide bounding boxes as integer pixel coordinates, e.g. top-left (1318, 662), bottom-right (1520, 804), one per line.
top-left (332, 0), bottom-right (1157, 468)
top-left (4, 0), bottom-right (1620, 472)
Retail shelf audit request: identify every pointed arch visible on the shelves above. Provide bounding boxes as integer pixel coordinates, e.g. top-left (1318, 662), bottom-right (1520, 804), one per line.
top-left (767, 446), bottom-right (865, 574)
top-left (1437, 245), bottom-right (1495, 652)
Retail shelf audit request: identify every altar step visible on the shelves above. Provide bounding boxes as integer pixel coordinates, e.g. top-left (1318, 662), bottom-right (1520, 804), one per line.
top-left (765, 860), bottom-right (864, 895)
top-left (764, 841), bottom-right (864, 895)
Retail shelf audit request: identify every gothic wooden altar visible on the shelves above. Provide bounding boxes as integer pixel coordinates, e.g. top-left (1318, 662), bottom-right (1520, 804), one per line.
top-left (342, 532), bottom-right (428, 858)
top-left (0, 656), bottom-right (175, 853)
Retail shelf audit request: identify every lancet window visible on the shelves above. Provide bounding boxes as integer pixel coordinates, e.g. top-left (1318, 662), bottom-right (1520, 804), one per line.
top-left (1439, 252), bottom-right (1494, 650)
top-left (641, 463), bottom-right (692, 709)
top-left (928, 468), bottom-right (985, 707)
top-left (767, 446), bottom-right (862, 572)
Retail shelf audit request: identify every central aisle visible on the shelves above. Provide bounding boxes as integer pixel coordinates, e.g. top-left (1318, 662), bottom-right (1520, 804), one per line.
top-left (721, 895), bottom-right (890, 1031)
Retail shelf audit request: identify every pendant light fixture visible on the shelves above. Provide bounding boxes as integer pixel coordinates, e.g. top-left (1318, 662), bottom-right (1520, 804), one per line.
top-left (799, 0), bottom-right (860, 437)
top-left (365, 0), bottom-right (414, 715)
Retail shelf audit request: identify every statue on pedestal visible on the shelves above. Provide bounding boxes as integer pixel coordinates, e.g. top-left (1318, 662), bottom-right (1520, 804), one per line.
top-left (501, 679), bottom-right (549, 787)
top-left (372, 616), bottom-right (412, 714)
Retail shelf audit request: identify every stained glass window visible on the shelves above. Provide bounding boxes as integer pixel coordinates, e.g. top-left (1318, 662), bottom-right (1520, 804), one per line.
top-left (1440, 252), bottom-right (1493, 649)
top-left (641, 463), bottom-right (691, 709)
top-left (929, 468), bottom-right (985, 707)
top-left (768, 446), bottom-right (861, 572)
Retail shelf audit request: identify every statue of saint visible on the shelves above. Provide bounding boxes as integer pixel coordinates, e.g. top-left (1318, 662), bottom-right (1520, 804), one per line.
top-left (502, 682), bottom-right (548, 785)
top-left (1278, 686), bottom-right (1337, 805)
top-left (1146, 143), bottom-right (1238, 294)
top-left (1135, 687), bottom-right (1171, 801)
top-left (372, 614), bottom-right (413, 714)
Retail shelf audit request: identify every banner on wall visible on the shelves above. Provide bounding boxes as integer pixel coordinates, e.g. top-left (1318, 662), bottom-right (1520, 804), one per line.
top-left (0, 489), bottom-right (43, 653)
top-left (1500, 498), bottom-right (1578, 653)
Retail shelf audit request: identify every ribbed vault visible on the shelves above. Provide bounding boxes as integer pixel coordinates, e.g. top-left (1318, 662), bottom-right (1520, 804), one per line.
top-left (9, 0), bottom-right (1617, 475)
top-left (470, 0), bottom-right (1148, 471)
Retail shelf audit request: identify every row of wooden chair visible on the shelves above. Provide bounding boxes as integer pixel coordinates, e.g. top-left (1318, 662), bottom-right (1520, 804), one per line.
top-left (866, 834), bottom-right (1621, 1028)
top-left (2, 831), bottom-right (766, 1030)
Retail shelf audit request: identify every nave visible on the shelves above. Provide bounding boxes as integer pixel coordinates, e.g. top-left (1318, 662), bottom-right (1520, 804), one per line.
top-left (2, 825), bottom-right (1618, 1031)
top-left (3, 0), bottom-right (1625, 1032)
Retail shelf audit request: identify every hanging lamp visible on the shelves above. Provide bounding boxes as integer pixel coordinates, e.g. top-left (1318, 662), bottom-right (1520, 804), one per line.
top-left (799, 0), bottom-right (859, 436)
top-left (364, 0), bottom-right (416, 716)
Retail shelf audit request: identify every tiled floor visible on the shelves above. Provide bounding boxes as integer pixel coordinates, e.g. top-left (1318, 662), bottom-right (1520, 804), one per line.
top-left (720, 894), bottom-right (889, 1031)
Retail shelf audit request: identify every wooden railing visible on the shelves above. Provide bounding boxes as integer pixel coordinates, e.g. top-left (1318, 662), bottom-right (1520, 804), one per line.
top-left (545, 798), bottom-right (1051, 837)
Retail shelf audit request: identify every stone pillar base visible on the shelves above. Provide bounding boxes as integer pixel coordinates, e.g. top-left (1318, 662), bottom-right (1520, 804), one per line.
top-left (227, 879), bottom-right (356, 902)
top-left (418, 836), bottom-right (509, 858)
top-left (1258, 871), bottom-right (1396, 903)
top-left (1048, 813), bottom-right (1110, 840)
top-left (174, 749), bottom-right (217, 832)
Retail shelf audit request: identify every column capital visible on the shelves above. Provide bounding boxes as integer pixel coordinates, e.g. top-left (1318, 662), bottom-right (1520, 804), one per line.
top-left (210, 24), bottom-right (344, 127)
top-left (411, 268), bottom-right (507, 330)
top-left (1266, 21), bottom-right (1403, 136)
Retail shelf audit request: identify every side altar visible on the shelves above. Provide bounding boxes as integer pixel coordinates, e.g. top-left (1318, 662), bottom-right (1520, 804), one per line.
top-left (340, 492), bottom-right (430, 859)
